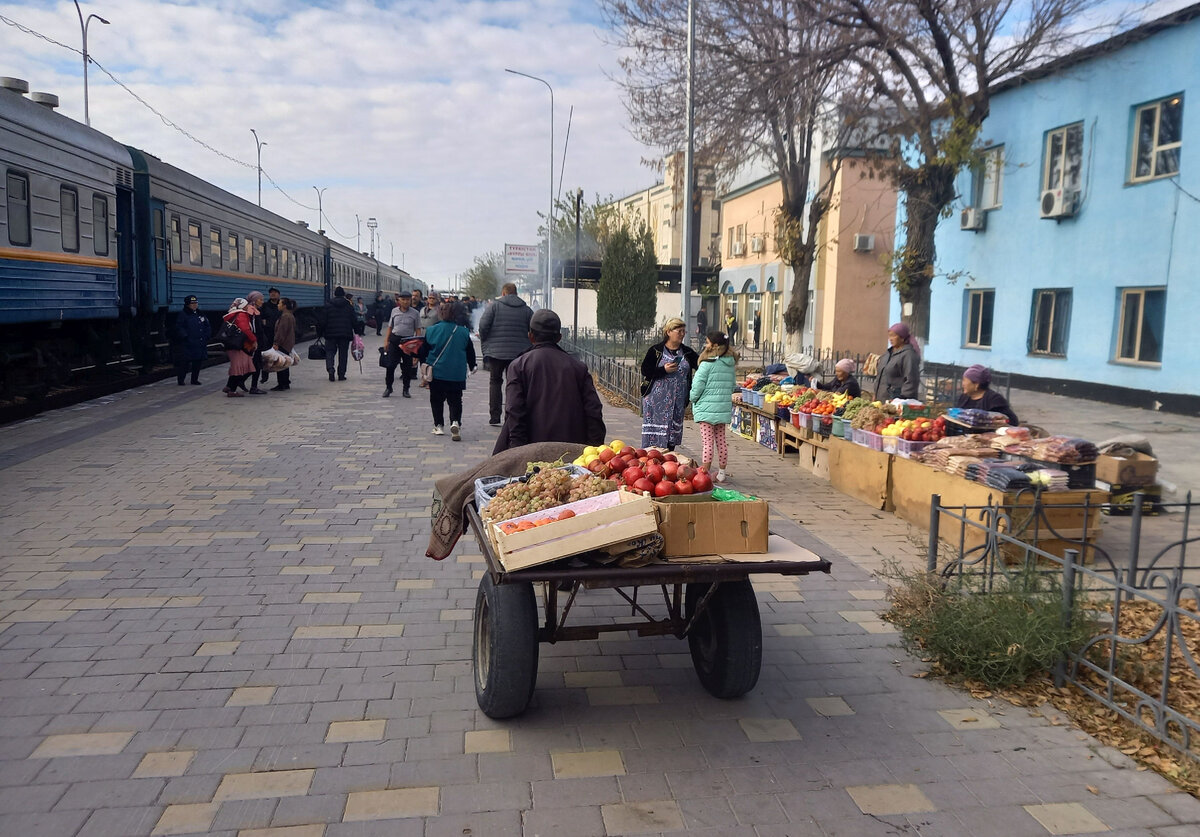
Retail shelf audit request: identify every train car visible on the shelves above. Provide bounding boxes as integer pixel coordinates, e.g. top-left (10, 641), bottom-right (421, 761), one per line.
top-left (0, 81), bottom-right (136, 390)
top-left (325, 237), bottom-right (382, 305)
top-left (125, 147), bottom-right (328, 340)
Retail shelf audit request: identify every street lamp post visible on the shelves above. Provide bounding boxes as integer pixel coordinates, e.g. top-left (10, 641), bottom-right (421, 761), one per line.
top-left (73, 1), bottom-right (109, 127)
top-left (313, 186), bottom-right (327, 234)
top-left (355, 214), bottom-right (361, 252)
top-left (505, 68), bottom-right (554, 311)
top-left (366, 217), bottom-right (378, 259)
top-left (574, 187), bottom-right (582, 340)
top-left (250, 129), bottom-right (267, 207)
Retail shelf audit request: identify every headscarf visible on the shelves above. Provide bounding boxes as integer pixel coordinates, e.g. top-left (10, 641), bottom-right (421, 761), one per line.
top-left (835, 358), bottom-right (856, 374)
top-left (247, 291), bottom-right (264, 304)
top-left (888, 322), bottom-right (911, 342)
top-left (228, 298), bottom-right (248, 313)
top-left (963, 364), bottom-right (991, 387)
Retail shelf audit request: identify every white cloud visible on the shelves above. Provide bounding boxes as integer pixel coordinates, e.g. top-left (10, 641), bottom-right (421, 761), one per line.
top-left (0, 0), bottom-right (660, 286)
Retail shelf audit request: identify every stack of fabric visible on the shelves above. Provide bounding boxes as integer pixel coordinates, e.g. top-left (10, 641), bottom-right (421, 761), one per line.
top-left (914, 434), bottom-right (1002, 472)
top-left (1006, 436), bottom-right (1098, 463)
top-left (963, 462), bottom-right (1033, 491)
top-left (945, 408), bottom-right (1011, 429)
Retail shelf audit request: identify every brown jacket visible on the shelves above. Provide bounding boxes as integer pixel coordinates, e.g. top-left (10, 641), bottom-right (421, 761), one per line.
top-left (493, 343), bottom-right (606, 454)
top-left (273, 311), bottom-right (296, 353)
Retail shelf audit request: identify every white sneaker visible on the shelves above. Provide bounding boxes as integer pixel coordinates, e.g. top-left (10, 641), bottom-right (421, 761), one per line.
top-left (716, 469), bottom-right (728, 483)
top-left (432, 425), bottom-right (444, 435)
top-left (450, 422), bottom-right (461, 441)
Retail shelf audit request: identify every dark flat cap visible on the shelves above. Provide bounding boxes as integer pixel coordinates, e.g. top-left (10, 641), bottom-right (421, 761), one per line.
top-left (530, 309), bottom-right (561, 333)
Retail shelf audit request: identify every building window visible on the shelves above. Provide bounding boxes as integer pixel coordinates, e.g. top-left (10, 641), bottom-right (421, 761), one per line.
top-left (209, 227), bottom-right (222, 268)
top-left (227, 231), bottom-right (239, 271)
top-left (1131, 95), bottom-right (1183, 182)
top-left (188, 221), bottom-right (202, 265)
top-left (1043, 123), bottom-right (1083, 193)
top-left (964, 289), bottom-right (994, 348)
top-left (243, 237), bottom-right (254, 272)
top-left (974, 146), bottom-right (1003, 210)
top-left (92, 194), bottom-right (110, 256)
top-left (5, 171), bottom-right (31, 245)
top-left (170, 215), bottom-right (182, 263)
top-left (1116, 287), bottom-right (1166, 364)
top-left (1028, 289), bottom-right (1072, 357)
top-left (60, 186), bottom-right (79, 252)
top-left (256, 241), bottom-right (267, 275)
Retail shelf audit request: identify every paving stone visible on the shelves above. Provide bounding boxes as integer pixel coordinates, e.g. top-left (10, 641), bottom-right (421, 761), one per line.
top-left (342, 786), bottom-right (439, 821)
top-left (213, 769), bottom-right (314, 801)
top-left (1023, 802), bottom-right (1112, 834)
top-left (601, 799), bottom-right (686, 834)
top-left (325, 720), bottom-right (385, 743)
top-left (938, 707), bottom-right (1003, 730)
top-left (133, 750), bottom-right (195, 778)
top-left (151, 802), bottom-right (220, 835)
top-left (29, 731), bottom-right (134, 758)
top-left (551, 750), bottom-right (627, 779)
top-left (239, 826), bottom-right (326, 837)
top-left (464, 729), bottom-right (511, 754)
top-left (846, 783), bottom-right (938, 815)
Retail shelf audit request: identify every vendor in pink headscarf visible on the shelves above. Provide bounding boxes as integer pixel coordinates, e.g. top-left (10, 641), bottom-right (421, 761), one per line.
top-left (817, 357), bottom-right (862, 397)
top-left (956, 364), bottom-right (1019, 425)
top-left (874, 321), bottom-right (921, 400)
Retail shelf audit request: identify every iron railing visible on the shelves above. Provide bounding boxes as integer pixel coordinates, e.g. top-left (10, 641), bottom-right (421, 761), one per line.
top-left (929, 490), bottom-right (1200, 765)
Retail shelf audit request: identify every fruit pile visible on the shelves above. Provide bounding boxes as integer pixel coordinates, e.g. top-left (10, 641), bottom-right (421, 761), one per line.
top-left (874, 415), bottom-right (947, 441)
top-left (574, 440), bottom-right (713, 497)
top-left (482, 468), bottom-right (616, 523)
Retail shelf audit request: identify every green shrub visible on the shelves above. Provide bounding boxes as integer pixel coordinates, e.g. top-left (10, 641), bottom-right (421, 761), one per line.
top-left (886, 567), bottom-right (1094, 689)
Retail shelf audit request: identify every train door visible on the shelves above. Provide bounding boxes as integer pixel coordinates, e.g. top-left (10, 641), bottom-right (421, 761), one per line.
top-left (115, 186), bottom-right (136, 315)
top-left (150, 200), bottom-right (171, 305)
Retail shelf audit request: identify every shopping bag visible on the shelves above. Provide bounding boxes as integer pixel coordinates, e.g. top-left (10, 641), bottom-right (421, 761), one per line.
top-left (261, 348), bottom-right (292, 372)
top-left (351, 334), bottom-right (365, 361)
top-left (307, 338), bottom-right (326, 360)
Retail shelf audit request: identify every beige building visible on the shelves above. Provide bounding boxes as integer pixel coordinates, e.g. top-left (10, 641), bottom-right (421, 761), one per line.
top-left (717, 154), bottom-right (896, 357)
top-left (610, 152), bottom-right (722, 268)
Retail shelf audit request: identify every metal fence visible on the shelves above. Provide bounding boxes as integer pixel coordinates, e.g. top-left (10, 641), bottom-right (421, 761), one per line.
top-left (930, 490), bottom-right (1200, 765)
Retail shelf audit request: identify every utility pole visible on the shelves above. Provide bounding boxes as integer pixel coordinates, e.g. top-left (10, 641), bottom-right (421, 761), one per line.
top-left (574, 188), bottom-right (582, 340)
top-left (680, 0), bottom-right (696, 332)
top-left (313, 186), bottom-right (326, 234)
top-left (355, 214), bottom-right (361, 252)
top-left (366, 217), bottom-right (378, 258)
top-left (250, 129), bottom-right (266, 207)
top-left (73, 1), bottom-right (109, 127)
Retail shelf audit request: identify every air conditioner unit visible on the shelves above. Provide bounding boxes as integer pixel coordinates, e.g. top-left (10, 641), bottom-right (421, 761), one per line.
top-left (960, 207), bottom-right (986, 231)
top-left (732, 241), bottom-right (746, 256)
top-left (1040, 188), bottom-right (1078, 219)
top-left (750, 236), bottom-right (764, 253)
top-left (853, 233), bottom-right (875, 253)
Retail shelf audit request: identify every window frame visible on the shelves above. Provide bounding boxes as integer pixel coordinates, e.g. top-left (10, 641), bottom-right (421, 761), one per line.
top-left (243, 236), bottom-right (254, 273)
top-left (92, 194), bottom-right (110, 256)
top-left (1115, 287), bottom-right (1166, 366)
top-left (1028, 288), bottom-right (1072, 357)
top-left (60, 185), bottom-right (80, 252)
top-left (209, 226), bottom-right (222, 269)
top-left (256, 241), bottom-right (267, 275)
top-left (188, 220), bottom-right (202, 266)
top-left (227, 231), bottom-right (239, 271)
top-left (170, 214), bottom-right (182, 263)
top-left (269, 245), bottom-right (279, 276)
top-left (974, 146), bottom-right (1004, 210)
top-left (1130, 94), bottom-right (1183, 183)
top-left (1042, 123), bottom-right (1084, 194)
top-left (964, 288), bottom-right (995, 349)
top-left (5, 170), bottom-right (31, 246)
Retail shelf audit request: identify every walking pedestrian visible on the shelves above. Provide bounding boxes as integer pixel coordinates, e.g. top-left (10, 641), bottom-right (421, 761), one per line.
top-left (477, 282), bottom-right (532, 426)
top-left (695, 307), bottom-right (707, 342)
top-left (270, 298), bottom-right (297, 391)
top-left (493, 308), bottom-right (605, 454)
top-left (245, 291), bottom-right (269, 393)
top-left (173, 295), bottom-right (210, 386)
top-left (257, 288), bottom-right (282, 387)
top-left (725, 309), bottom-right (738, 346)
top-left (383, 291), bottom-right (421, 398)
top-left (373, 291), bottom-right (392, 336)
top-left (752, 311), bottom-right (760, 350)
top-left (417, 292), bottom-right (442, 388)
top-left (690, 331), bottom-right (737, 483)
top-left (319, 286), bottom-right (355, 382)
top-left (421, 301), bottom-right (476, 440)
top-left (221, 298), bottom-right (257, 397)
top-left (639, 318), bottom-right (699, 452)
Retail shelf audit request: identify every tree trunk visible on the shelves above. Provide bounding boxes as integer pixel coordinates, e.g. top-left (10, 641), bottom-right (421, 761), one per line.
top-left (895, 163), bottom-right (957, 341)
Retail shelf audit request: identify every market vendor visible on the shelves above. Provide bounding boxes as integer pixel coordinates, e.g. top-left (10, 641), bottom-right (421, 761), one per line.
top-left (874, 322), bottom-right (921, 400)
top-left (817, 358), bottom-right (861, 397)
top-left (956, 364), bottom-right (1019, 425)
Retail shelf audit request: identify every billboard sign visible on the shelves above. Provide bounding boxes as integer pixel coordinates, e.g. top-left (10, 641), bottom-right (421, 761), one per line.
top-left (505, 243), bottom-right (539, 275)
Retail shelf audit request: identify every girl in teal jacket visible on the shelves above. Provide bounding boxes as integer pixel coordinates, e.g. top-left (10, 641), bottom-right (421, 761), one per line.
top-left (689, 331), bottom-right (738, 482)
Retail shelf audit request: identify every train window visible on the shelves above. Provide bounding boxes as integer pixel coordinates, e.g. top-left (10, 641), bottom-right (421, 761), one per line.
top-left (269, 246), bottom-right (278, 276)
top-left (292, 253), bottom-right (299, 279)
top-left (60, 186), bottom-right (80, 252)
top-left (300, 253), bottom-right (307, 281)
top-left (244, 237), bottom-right (254, 272)
top-left (152, 208), bottom-right (165, 263)
top-left (281, 248), bottom-right (289, 278)
top-left (170, 215), bottom-right (182, 263)
top-left (188, 221), bottom-right (202, 265)
top-left (257, 241), bottom-right (267, 275)
top-left (209, 227), bottom-right (222, 268)
top-left (227, 232), bottom-right (239, 271)
top-left (93, 194), bottom-right (110, 256)
top-left (5, 171), bottom-right (31, 246)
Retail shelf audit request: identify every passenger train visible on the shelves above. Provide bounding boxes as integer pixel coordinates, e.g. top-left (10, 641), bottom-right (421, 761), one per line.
top-left (0, 78), bottom-right (424, 396)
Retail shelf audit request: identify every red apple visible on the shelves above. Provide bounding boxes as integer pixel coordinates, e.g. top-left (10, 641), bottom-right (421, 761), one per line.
top-left (632, 477), bottom-right (655, 494)
top-left (598, 448), bottom-right (616, 463)
top-left (675, 479), bottom-right (694, 495)
top-left (661, 461), bottom-right (680, 480)
top-left (653, 480), bottom-right (677, 497)
top-left (645, 463), bottom-right (665, 483)
top-left (621, 466), bottom-right (644, 485)
top-left (692, 472), bottom-right (713, 492)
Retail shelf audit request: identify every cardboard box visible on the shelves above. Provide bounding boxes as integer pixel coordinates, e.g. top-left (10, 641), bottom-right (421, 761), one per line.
top-left (663, 534), bottom-right (822, 564)
top-left (489, 490), bottom-right (657, 571)
top-left (1096, 452), bottom-right (1158, 488)
top-left (653, 495), bottom-right (770, 557)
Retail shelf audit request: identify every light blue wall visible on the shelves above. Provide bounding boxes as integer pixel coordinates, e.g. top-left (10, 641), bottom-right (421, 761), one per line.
top-left (902, 19), bottom-right (1199, 397)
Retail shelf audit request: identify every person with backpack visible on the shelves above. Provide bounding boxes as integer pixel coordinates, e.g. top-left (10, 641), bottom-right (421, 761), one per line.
top-left (318, 286), bottom-right (356, 381)
top-left (689, 330), bottom-right (737, 483)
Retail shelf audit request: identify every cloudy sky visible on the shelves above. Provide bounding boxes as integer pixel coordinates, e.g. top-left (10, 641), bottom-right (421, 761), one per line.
top-left (0, 0), bottom-right (658, 288)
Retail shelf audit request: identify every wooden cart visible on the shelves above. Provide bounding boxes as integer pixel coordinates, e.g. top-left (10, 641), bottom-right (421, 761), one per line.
top-left (465, 503), bottom-right (832, 719)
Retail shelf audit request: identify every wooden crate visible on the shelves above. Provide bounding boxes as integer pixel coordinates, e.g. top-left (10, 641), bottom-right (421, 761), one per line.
top-left (829, 437), bottom-right (893, 511)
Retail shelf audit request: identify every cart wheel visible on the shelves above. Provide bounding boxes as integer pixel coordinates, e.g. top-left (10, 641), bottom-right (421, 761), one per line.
top-left (473, 573), bottom-right (539, 719)
top-left (685, 579), bottom-right (762, 699)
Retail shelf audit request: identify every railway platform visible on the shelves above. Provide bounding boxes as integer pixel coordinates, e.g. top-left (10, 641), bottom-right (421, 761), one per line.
top-left (1, 334), bottom-right (1197, 836)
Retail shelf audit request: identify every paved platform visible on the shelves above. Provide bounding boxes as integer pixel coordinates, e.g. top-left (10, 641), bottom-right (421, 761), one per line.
top-left (1, 333), bottom-right (1197, 836)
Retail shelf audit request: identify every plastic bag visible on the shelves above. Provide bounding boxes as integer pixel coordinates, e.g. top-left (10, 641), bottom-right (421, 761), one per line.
top-left (290, 350), bottom-right (301, 365)
top-left (351, 334), bottom-right (365, 361)
top-left (261, 347), bottom-right (292, 372)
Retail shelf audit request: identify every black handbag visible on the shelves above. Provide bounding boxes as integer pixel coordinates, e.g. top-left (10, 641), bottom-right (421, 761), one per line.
top-left (217, 320), bottom-right (245, 351)
top-left (378, 346), bottom-right (390, 369)
top-left (307, 338), bottom-right (327, 360)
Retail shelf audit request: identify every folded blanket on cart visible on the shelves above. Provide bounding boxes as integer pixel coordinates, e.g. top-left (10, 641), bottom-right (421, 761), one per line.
top-left (427, 441), bottom-right (587, 561)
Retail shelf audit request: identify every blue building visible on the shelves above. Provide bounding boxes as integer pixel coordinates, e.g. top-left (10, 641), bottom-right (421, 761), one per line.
top-left (910, 4), bottom-right (1199, 413)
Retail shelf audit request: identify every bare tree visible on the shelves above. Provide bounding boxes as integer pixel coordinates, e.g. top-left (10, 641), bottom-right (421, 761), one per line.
top-left (600, 0), bottom-right (865, 348)
top-left (817, 0), bottom-right (1114, 339)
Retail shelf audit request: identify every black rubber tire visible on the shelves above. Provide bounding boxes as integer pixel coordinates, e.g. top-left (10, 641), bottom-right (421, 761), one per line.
top-left (472, 573), bottom-right (539, 719)
top-left (685, 579), bottom-right (762, 699)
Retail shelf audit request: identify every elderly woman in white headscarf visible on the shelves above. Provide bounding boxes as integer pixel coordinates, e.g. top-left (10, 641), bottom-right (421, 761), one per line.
top-left (816, 357), bottom-right (861, 398)
top-left (221, 298), bottom-right (258, 397)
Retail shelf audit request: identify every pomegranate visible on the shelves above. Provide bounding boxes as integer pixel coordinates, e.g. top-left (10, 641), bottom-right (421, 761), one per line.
top-left (645, 463), bottom-right (665, 483)
top-left (653, 480), bottom-right (678, 497)
top-left (621, 466), bottom-right (644, 485)
top-left (598, 448), bottom-right (616, 463)
top-left (661, 461), bottom-right (679, 480)
top-left (691, 471), bottom-right (714, 492)
top-left (679, 465), bottom-right (696, 482)
top-left (632, 477), bottom-right (655, 494)
top-left (675, 479), bottom-right (694, 495)
top-left (663, 453), bottom-right (677, 463)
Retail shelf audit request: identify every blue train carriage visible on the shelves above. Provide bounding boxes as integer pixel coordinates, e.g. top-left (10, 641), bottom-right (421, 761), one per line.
top-left (0, 80), bottom-right (135, 392)
top-left (325, 237), bottom-right (382, 311)
top-left (125, 147), bottom-right (328, 350)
